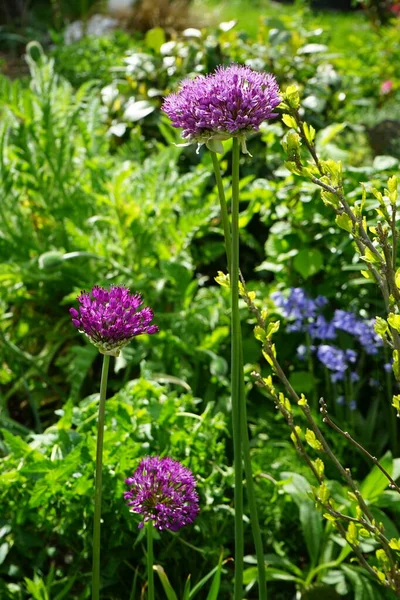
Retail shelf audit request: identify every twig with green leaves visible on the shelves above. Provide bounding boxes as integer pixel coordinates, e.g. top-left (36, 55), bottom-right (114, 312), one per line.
top-left (211, 231), bottom-right (400, 593)
top-left (281, 84), bottom-right (400, 435)
top-left (238, 278), bottom-right (400, 593)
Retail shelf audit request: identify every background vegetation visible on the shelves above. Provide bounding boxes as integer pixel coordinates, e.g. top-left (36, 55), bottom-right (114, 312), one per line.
top-left (0, 0), bottom-right (399, 598)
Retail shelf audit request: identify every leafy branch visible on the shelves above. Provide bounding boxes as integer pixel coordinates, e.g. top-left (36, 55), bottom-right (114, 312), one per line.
top-left (213, 265), bottom-right (400, 593)
top-left (281, 85), bottom-right (400, 421)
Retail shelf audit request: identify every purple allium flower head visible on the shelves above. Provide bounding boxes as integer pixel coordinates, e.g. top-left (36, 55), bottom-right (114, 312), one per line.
top-left (69, 285), bottom-right (158, 357)
top-left (162, 64), bottom-right (281, 152)
top-left (124, 456), bottom-right (199, 531)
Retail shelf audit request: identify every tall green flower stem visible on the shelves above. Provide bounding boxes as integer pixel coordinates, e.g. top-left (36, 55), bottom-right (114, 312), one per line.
top-left (211, 145), bottom-right (267, 600)
top-left (92, 353), bottom-right (111, 600)
top-left (146, 522), bottom-right (155, 600)
top-left (230, 138), bottom-right (244, 600)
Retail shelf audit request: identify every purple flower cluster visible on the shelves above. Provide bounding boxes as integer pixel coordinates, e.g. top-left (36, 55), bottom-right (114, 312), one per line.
top-left (69, 285), bottom-right (158, 356)
top-left (162, 64), bottom-right (281, 147)
top-left (124, 456), bottom-right (199, 531)
top-left (272, 288), bottom-right (383, 382)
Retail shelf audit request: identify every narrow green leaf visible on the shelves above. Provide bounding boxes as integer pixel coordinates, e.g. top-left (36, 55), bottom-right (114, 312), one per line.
top-left (153, 565), bottom-right (178, 600)
top-left (205, 552), bottom-right (223, 600)
top-left (183, 575), bottom-right (191, 600)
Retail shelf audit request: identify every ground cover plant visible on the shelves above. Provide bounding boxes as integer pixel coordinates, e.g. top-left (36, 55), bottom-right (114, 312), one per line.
top-left (0, 1), bottom-right (400, 599)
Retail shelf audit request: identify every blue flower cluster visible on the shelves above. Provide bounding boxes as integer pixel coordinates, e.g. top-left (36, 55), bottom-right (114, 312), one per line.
top-left (272, 288), bottom-right (382, 383)
top-left (317, 345), bottom-right (358, 383)
top-left (331, 310), bottom-right (380, 355)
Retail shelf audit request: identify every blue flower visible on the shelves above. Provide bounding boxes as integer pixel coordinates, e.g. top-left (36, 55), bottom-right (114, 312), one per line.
top-left (332, 310), bottom-right (382, 355)
top-left (309, 315), bottom-right (336, 340)
top-left (317, 344), bottom-right (351, 373)
top-left (272, 288), bottom-right (327, 336)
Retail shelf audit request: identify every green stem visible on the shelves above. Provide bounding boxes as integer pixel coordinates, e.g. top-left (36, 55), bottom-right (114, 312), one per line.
top-left (240, 349), bottom-right (267, 600)
top-left (211, 152), bottom-right (232, 269)
top-left (384, 346), bottom-right (397, 454)
top-left (212, 147), bottom-right (267, 599)
top-left (305, 331), bottom-right (317, 411)
top-left (147, 522), bottom-right (154, 600)
top-left (92, 353), bottom-right (111, 600)
top-left (231, 138), bottom-right (244, 599)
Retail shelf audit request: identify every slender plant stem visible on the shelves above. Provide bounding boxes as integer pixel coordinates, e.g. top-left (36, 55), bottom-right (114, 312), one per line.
top-left (211, 148), bottom-right (266, 599)
top-left (147, 522), bottom-right (155, 600)
top-left (211, 152), bottom-right (232, 268)
top-left (92, 353), bottom-right (111, 600)
top-left (305, 331), bottom-right (317, 411)
top-left (384, 346), bottom-right (397, 454)
top-left (239, 352), bottom-right (267, 600)
top-left (231, 137), bottom-right (244, 599)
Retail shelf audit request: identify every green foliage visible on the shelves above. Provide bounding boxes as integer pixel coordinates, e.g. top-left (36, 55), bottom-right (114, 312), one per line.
top-left (1, 3), bottom-right (400, 598)
top-left (0, 379), bottom-right (229, 598)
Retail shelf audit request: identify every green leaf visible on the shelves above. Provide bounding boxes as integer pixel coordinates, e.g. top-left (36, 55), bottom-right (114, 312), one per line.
top-left (154, 565), bottom-right (178, 600)
top-left (1, 430), bottom-right (42, 460)
top-left (284, 85), bottom-right (300, 109)
top-left (182, 575), bottom-right (191, 600)
top-left (305, 429), bottom-right (323, 451)
top-left (388, 313), bottom-right (400, 332)
top-left (53, 574), bottom-right (78, 600)
top-left (38, 250), bottom-right (64, 270)
top-left (335, 213), bottom-right (353, 233)
top-left (389, 538), bottom-right (400, 550)
top-left (395, 268), bottom-right (400, 289)
top-left (374, 317), bottom-right (388, 337)
top-left (346, 522), bottom-right (358, 546)
top-left (282, 114), bottom-right (297, 129)
top-left (266, 320), bottom-right (280, 338)
top-left (341, 566), bottom-right (379, 600)
top-left (281, 472), bottom-right (323, 566)
top-left (303, 122), bottom-right (316, 144)
top-left (360, 451), bottom-right (393, 502)
top-left (189, 558), bottom-right (225, 599)
top-left (318, 122), bottom-right (346, 146)
top-left (205, 552), bottom-right (223, 600)
top-left (145, 27), bottom-right (166, 52)
top-left (293, 249), bottom-right (323, 279)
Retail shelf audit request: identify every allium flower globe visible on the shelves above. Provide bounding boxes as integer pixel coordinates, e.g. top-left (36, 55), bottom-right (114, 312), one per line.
top-left (162, 64), bottom-right (281, 152)
top-left (69, 285), bottom-right (158, 356)
top-left (124, 456), bottom-right (199, 531)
